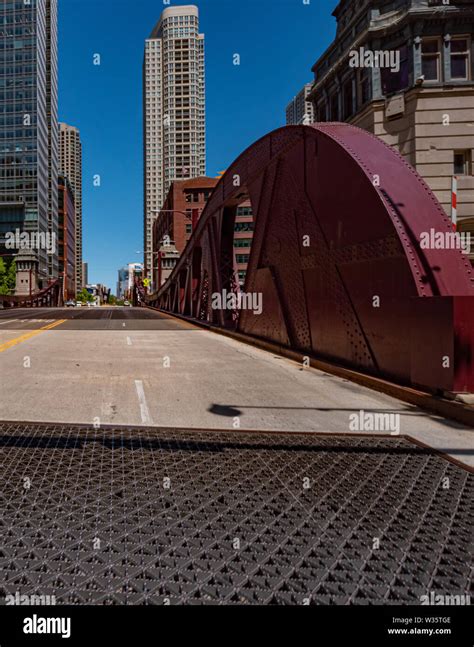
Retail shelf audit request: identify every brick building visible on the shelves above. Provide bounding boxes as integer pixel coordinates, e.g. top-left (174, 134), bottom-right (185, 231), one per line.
top-left (152, 176), bottom-right (255, 290)
top-left (153, 177), bottom-right (217, 256)
top-left (234, 203), bottom-right (254, 286)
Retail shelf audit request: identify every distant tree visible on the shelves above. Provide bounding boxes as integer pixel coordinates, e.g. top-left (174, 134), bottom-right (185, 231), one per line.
top-left (77, 288), bottom-right (95, 304)
top-left (6, 259), bottom-right (16, 294)
top-left (0, 258), bottom-right (6, 295)
top-left (108, 295), bottom-right (117, 306)
top-left (0, 258), bottom-right (16, 296)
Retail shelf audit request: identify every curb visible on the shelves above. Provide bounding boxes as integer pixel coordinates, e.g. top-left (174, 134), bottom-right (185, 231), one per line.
top-left (145, 306), bottom-right (474, 428)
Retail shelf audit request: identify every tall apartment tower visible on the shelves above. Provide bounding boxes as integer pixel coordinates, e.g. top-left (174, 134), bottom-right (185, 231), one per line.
top-left (59, 123), bottom-right (83, 292)
top-left (82, 262), bottom-right (88, 287)
top-left (286, 83), bottom-right (316, 125)
top-left (0, 0), bottom-right (58, 294)
top-left (143, 4), bottom-right (206, 279)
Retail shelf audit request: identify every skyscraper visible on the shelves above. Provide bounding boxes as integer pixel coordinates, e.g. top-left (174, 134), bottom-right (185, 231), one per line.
top-left (59, 123), bottom-right (83, 293)
top-left (58, 174), bottom-right (76, 301)
top-left (82, 262), bottom-right (88, 288)
top-left (0, 0), bottom-right (58, 294)
top-left (46, 0), bottom-right (58, 282)
top-left (286, 83), bottom-right (315, 125)
top-left (143, 4), bottom-right (206, 280)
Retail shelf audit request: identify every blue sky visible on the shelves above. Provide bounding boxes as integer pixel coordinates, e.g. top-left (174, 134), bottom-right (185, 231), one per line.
top-left (58, 0), bottom-right (338, 290)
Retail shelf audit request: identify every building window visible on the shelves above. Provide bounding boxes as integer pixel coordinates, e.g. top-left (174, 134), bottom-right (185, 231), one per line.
top-left (234, 222), bottom-right (254, 232)
top-left (454, 150), bottom-right (471, 176)
top-left (381, 45), bottom-right (409, 95)
top-left (234, 238), bottom-right (252, 248)
top-left (358, 67), bottom-right (371, 106)
top-left (422, 39), bottom-right (441, 81)
top-left (330, 92), bottom-right (339, 120)
top-left (342, 78), bottom-right (354, 119)
top-left (450, 37), bottom-right (470, 80)
top-left (237, 206), bottom-right (253, 217)
top-left (316, 102), bottom-right (327, 122)
top-left (186, 223), bottom-right (192, 234)
top-left (236, 254), bottom-right (250, 264)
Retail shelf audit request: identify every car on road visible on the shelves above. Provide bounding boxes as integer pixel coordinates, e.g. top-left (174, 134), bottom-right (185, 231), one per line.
top-left (124, 300), bottom-right (131, 307)
top-left (65, 300), bottom-right (75, 307)
top-left (75, 301), bottom-right (82, 307)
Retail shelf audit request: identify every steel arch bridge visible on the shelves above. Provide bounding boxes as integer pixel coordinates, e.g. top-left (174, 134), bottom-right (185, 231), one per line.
top-left (150, 123), bottom-right (473, 395)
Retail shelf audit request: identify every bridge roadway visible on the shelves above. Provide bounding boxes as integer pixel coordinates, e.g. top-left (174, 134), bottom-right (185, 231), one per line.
top-left (0, 306), bottom-right (472, 467)
top-left (1, 306), bottom-right (472, 607)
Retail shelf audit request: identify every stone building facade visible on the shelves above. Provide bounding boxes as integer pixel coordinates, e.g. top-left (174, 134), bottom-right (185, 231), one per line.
top-left (308, 0), bottom-right (474, 260)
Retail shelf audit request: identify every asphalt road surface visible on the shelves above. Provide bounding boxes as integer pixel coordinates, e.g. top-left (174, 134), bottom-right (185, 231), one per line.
top-left (0, 307), bottom-right (472, 466)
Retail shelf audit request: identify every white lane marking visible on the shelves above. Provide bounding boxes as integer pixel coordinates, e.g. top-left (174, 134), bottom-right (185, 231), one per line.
top-left (126, 336), bottom-right (132, 346)
top-left (0, 319), bottom-right (54, 324)
top-left (21, 319), bottom-right (54, 323)
top-left (135, 380), bottom-right (153, 425)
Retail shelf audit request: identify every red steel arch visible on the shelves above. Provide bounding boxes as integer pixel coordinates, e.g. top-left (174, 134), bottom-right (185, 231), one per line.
top-left (147, 124), bottom-right (474, 394)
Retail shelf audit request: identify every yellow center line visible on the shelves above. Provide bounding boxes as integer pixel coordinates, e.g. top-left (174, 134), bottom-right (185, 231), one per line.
top-left (0, 319), bottom-right (67, 354)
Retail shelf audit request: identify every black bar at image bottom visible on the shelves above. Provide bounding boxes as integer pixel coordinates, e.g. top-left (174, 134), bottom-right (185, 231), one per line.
top-left (0, 605), bottom-right (472, 643)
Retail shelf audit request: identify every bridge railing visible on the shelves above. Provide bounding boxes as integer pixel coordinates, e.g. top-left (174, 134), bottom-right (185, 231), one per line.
top-left (0, 278), bottom-right (63, 309)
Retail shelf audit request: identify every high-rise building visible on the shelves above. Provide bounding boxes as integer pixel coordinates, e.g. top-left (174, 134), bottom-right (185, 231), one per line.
top-left (117, 263), bottom-right (144, 299)
top-left (59, 123), bottom-right (83, 293)
top-left (46, 0), bottom-right (58, 282)
top-left (58, 175), bottom-right (76, 301)
top-left (0, 0), bottom-right (58, 294)
top-left (117, 267), bottom-right (129, 299)
top-left (286, 83), bottom-right (315, 125)
top-left (143, 4), bottom-right (206, 279)
top-left (82, 262), bottom-right (88, 288)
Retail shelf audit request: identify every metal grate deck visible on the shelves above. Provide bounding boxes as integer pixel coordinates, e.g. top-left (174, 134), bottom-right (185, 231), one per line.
top-left (0, 424), bottom-right (472, 605)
